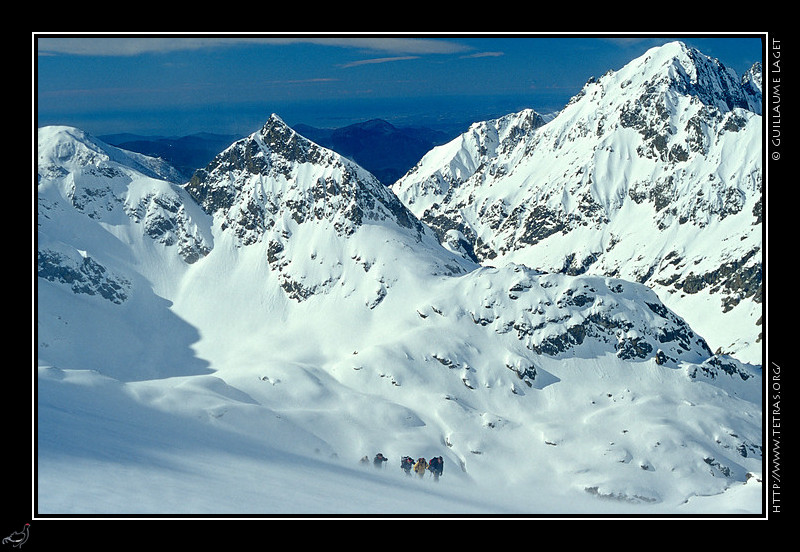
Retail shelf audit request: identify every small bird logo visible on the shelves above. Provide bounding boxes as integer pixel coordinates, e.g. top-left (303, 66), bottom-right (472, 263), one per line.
top-left (2, 524), bottom-right (29, 548)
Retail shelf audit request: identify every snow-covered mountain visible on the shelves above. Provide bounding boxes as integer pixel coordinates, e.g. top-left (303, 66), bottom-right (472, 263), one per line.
top-left (392, 41), bottom-right (763, 365)
top-left (36, 63), bottom-right (763, 514)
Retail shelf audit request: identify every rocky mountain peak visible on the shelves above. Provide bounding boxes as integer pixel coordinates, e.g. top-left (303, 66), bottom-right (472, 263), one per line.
top-left (185, 113), bottom-right (425, 247)
top-left (181, 114), bottom-right (473, 304)
top-left (577, 41), bottom-right (762, 117)
top-left (392, 41), bottom-right (763, 363)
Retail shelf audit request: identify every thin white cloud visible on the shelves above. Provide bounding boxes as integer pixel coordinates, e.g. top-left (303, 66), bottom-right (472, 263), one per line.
top-left (317, 37), bottom-right (471, 55)
top-left (283, 78), bottom-right (338, 83)
top-left (340, 56), bottom-right (420, 68)
top-left (461, 51), bottom-right (505, 59)
top-left (36, 36), bottom-right (227, 56)
top-left (35, 35), bottom-right (472, 57)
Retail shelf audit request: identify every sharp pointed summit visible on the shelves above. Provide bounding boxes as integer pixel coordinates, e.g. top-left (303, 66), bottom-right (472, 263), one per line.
top-left (185, 114), bottom-right (424, 245)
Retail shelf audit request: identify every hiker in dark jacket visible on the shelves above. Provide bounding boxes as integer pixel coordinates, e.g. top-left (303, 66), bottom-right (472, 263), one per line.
top-left (401, 456), bottom-right (414, 475)
top-left (429, 456), bottom-right (444, 481)
top-left (373, 453), bottom-right (388, 468)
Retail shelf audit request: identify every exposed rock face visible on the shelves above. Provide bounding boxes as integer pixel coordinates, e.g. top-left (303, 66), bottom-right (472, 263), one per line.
top-left (444, 264), bottom-right (713, 365)
top-left (37, 248), bottom-right (131, 304)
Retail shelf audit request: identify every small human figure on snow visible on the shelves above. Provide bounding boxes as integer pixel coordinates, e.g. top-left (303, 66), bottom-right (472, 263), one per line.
top-left (413, 457), bottom-right (428, 478)
top-left (400, 455), bottom-right (414, 475)
top-left (428, 456), bottom-right (444, 481)
top-left (373, 453), bottom-right (388, 468)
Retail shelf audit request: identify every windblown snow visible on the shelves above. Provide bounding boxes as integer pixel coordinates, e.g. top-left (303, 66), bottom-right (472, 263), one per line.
top-left (36, 42), bottom-right (764, 516)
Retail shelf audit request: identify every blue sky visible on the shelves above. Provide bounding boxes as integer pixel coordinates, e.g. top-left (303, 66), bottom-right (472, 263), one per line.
top-left (35, 34), bottom-right (764, 138)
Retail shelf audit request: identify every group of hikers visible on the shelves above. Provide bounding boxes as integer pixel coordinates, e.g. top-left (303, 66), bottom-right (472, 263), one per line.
top-left (361, 453), bottom-right (445, 481)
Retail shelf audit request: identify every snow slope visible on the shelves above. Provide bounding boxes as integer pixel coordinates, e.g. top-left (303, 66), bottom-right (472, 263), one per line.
top-left (37, 356), bottom-right (762, 515)
top-left (36, 110), bottom-right (763, 515)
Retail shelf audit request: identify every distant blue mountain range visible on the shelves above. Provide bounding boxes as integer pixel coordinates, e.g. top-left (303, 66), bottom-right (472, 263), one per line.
top-left (101, 118), bottom-right (455, 185)
top-left (294, 119), bottom-right (453, 185)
